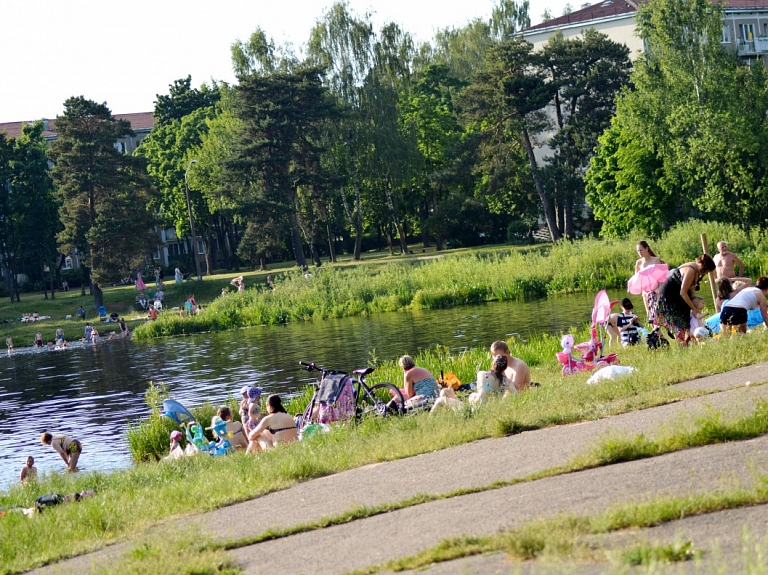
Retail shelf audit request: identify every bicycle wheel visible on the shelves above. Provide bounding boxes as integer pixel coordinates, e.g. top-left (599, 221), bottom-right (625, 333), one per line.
top-left (356, 382), bottom-right (405, 418)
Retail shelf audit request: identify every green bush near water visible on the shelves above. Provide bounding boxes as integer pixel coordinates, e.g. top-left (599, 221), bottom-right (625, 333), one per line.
top-left (134, 220), bottom-right (768, 340)
top-left (126, 382), bottom-right (243, 461)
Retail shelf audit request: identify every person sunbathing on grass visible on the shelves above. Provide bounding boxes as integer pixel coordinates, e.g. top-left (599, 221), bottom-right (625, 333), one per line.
top-left (247, 394), bottom-right (297, 454)
top-left (216, 406), bottom-right (249, 451)
top-left (489, 340), bottom-right (531, 393)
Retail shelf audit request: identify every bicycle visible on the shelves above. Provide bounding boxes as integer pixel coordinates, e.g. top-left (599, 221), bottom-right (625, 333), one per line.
top-left (298, 361), bottom-right (405, 429)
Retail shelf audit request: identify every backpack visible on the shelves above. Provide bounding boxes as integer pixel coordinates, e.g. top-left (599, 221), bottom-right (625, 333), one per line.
top-left (317, 373), bottom-right (356, 424)
top-left (35, 493), bottom-right (63, 512)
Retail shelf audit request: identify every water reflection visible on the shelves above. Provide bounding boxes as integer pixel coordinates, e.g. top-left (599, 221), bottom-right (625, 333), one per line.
top-left (0, 291), bottom-right (623, 489)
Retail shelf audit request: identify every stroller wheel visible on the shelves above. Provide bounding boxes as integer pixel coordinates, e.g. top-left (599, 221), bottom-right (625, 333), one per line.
top-left (562, 366), bottom-right (573, 376)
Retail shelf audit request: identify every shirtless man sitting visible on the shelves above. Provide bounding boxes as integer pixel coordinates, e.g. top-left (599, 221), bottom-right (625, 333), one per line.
top-left (490, 340), bottom-right (531, 392)
top-left (714, 241), bottom-right (751, 287)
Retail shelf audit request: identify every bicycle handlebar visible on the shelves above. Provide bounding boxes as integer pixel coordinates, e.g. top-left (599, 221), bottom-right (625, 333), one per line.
top-left (299, 361), bottom-right (322, 372)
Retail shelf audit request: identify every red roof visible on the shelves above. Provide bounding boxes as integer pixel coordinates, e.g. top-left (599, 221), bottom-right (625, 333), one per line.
top-left (524, 0), bottom-right (639, 32)
top-left (0, 112), bottom-right (154, 140)
top-left (523, 0), bottom-right (768, 33)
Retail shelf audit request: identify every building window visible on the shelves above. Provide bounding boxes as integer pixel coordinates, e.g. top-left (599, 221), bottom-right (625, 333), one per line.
top-left (740, 24), bottom-right (755, 41)
top-left (63, 256), bottom-right (73, 270)
top-left (722, 25), bottom-right (731, 43)
top-left (169, 243), bottom-right (181, 257)
top-left (197, 240), bottom-right (204, 255)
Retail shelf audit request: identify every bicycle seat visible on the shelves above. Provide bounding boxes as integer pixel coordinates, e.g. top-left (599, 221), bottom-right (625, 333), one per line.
top-left (353, 367), bottom-right (374, 376)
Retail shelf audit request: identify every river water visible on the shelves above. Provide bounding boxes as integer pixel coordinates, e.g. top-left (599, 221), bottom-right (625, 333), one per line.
top-left (0, 289), bottom-right (655, 489)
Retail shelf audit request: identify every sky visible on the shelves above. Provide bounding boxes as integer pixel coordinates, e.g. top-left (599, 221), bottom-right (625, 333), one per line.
top-left (0, 0), bottom-right (574, 124)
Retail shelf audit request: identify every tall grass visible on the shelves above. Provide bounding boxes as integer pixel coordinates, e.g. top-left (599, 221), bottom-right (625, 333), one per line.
top-left (134, 221), bottom-right (768, 340)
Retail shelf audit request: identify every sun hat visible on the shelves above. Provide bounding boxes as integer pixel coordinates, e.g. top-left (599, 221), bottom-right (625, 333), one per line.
top-left (239, 385), bottom-right (249, 396)
top-left (170, 430), bottom-right (182, 441)
top-left (247, 386), bottom-right (263, 403)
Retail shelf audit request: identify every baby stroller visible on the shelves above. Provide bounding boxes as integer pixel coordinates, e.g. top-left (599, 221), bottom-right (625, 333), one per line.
top-left (162, 399), bottom-right (233, 456)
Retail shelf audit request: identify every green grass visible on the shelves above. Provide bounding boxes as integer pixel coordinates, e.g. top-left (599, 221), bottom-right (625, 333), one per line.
top-left (3, 330), bottom-right (768, 574)
top-left (5, 219), bottom-right (768, 345)
top-left (361, 487), bottom-right (768, 573)
top-left (622, 540), bottom-right (696, 566)
top-left (49, 395), bottom-right (768, 575)
top-left (132, 219), bottom-right (768, 339)
top-left (132, 238), bottom-right (633, 338)
top-left (98, 529), bottom-right (241, 575)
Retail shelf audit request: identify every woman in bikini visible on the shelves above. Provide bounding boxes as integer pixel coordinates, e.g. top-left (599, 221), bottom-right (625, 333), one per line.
top-left (246, 394), bottom-right (298, 453)
top-left (216, 406), bottom-right (249, 450)
top-left (634, 241), bottom-right (664, 323)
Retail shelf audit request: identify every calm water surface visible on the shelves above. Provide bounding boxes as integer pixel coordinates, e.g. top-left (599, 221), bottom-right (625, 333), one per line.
top-left (1, 289), bottom-right (683, 489)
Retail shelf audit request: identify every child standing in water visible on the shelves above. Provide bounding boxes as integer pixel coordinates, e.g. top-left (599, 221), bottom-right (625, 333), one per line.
top-left (6, 336), bottom-right (12, 356)
top-left (19, 456), bottom-right (37, 483)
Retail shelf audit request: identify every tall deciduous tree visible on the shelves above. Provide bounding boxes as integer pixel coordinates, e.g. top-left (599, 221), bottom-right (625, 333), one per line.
top-left (153, 76), bottom-right (220, 128)
top-left (587, 0), bottom-right (768, 234)
top-left (464, 37), bottom-right (561, 240)
top-left (539, 30), bottom-right (631, 237)
top-left (309, 2), bottom-right (375, 260)
top-left (9, 122), bottom-right (60, 301)
top-left (228, 67), bottom-right (337, 268)
top-left (137, 79), bottom-right (223, 274)
top-left (49, 97), bottom-right (157, 307)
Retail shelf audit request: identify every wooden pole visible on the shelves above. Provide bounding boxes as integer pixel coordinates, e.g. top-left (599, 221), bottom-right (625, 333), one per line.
top-left (700, 234), bottom-right (718, 304)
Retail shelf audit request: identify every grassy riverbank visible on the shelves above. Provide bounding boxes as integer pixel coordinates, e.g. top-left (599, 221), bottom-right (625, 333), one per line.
top-left (2, 329), bottom-right (768, 574)
top-left (0, 220), bottom-right (764, 346)
top-left (133, 220), bottom-right (768, 340)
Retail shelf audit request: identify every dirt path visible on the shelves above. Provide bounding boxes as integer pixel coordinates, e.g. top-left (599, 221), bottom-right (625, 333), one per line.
top-left (28, 363), bottom-right (768, 575)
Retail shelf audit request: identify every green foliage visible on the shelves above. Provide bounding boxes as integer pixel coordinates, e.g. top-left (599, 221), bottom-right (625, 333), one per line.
top-left (127, 381), bottom-right (241, 461)
top-left (228, 65), bottom-right (337, 269)
top-left (622, 541), bottom-right (695, 565)
top-left (134, 240), bottom-right (636, 338)
top-left (587, 0), bottom-right (768, 234)
top-left (153, 76), bottom-right (221, 128)
top-left (540, 30), bottom-right (632, 237)
top-left (48, 97), bottom-right (158, 291)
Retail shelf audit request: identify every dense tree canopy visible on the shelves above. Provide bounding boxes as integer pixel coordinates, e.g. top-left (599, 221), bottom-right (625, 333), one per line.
top-left (48, 97), bottom-right (157, 306)
top-left (15, 0), bottom-right (760, 286)
top-left (227, 66), bottom-right (337, 268)
top-left (586, 0), bottom-right (768, 235)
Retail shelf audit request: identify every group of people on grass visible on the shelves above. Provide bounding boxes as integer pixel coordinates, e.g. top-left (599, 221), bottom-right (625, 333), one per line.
top-left (18, 335), bottom-right (528, 481)
top-left (607, 240), bottom-right (768, 346)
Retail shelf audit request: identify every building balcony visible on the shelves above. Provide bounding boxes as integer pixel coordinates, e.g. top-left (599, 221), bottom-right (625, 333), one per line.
top-left (737, 38), bottom-right (768, 53)
top-left (738, 40), bottom-right (755, 53)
